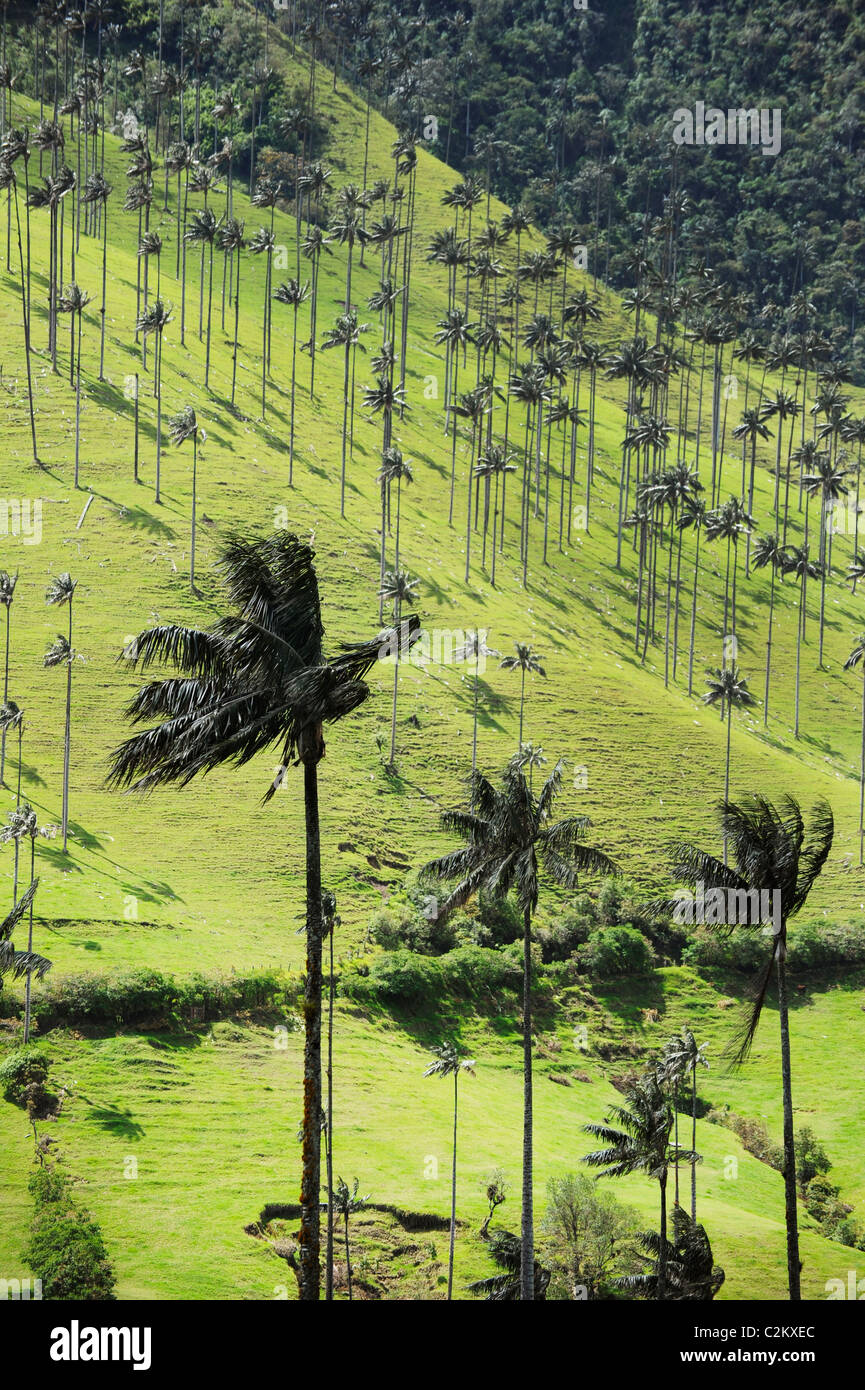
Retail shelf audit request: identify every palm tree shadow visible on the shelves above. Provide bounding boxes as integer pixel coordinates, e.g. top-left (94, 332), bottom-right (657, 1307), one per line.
top-left (37, 845), bottom-right (84, 873)
top-left (66, 821), bottom-right (104, 851)
top-left (118, 505), bottom-right (177, 539)
top-left (84, 1103), bottom-right (145, 1139)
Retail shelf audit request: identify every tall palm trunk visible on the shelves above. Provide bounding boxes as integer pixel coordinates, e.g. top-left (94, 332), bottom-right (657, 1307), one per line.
top-left (777, 952), bottom-right (800, 1300)
top-left (325, 926), bottom-right (334, 1301)
top-left (690, 1070), bottom-right (698, 1221)
top-left (764, 562), bottom-right (776, 723)
top-left (98, 201), bottom-right (107, 379)
top-left (61, 604), bottom-right (72, 852)
top-left (520, 903), bottom-right (534, 1300)
top-left (447, 1069), bottom-right (458, 1299)
top-left (299, 729), bottom-right (324, 1301)
top-left (190, 434), bottom-right (197, 591)
top-left (22, 835), bottom-right (35, 1042)
top-left (658, 1171), bottom-right (668, 1300)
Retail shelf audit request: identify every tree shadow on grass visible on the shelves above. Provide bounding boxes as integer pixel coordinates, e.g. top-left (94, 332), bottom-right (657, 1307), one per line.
top-left (117, 503), bottom-right (177, 539)
top-left (84, 1103), bottom-right (145, 1139)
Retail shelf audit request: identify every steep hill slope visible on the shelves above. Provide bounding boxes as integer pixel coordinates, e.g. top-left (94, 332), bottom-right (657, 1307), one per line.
top-left (0, 13), bottom-right (863, 1301)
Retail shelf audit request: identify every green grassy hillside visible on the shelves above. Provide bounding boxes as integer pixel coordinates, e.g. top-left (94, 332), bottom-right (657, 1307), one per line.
top-left (0, 17), bottom-right (863, 1301)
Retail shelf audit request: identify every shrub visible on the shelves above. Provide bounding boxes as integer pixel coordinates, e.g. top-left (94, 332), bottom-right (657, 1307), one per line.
top-left (25, 1165), bottom-right (116, 1300)
top-left (26, 967), bottom-right (296, 1028)
top-left (476, 890), bottom-right (523, 946)
top-left (804, 1174), bottom-right (843, 1223)
top-left (339, 945), bottom-right (523, 1007)
top-left (794, 1126), bottom-right (832, 1186)
top-left (683, 920), bottom-right (865, 974)
top-left (681, 929), bottom-right (769, 974)
top-left (787, 920), bottom-right (865, 972)
top-left (707, 1110), bottom-right (784, 1170)
top-left (368, 905), bottom-right (457, 956)
top-left (537, 912), bottom-right (591, 964)
top-left (0, 1048), bottom-right (50, 1105)
top-left (576, 926), bottom-right (654, 978)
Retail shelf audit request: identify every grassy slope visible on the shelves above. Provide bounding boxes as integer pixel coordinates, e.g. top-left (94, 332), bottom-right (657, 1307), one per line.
top-left (0, 20), bottom-right (863, 1298)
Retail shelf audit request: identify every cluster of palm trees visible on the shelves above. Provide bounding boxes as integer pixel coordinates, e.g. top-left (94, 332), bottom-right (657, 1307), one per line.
top-left (0, 569), bottom-right (82, 1039)
top-left (0, 0), bottom-right (853, 1304)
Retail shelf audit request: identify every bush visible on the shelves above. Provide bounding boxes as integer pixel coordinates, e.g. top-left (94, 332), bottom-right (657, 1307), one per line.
top-left (25, 1165), bottom-right (116, 1300)
top-left (787, 921), bottom-right (865, 972)
top-left (683, 920), bottom-right (865, 974)
top-left (804, 1174), bottom-right (843, 1223)
top-left (0, 1048), bottom-right (50, 1105)
top-left (27, 967), bottom-right (295, 1028)
top-left (707, 1110), bottom-right (783, 1170)
top-left (368, 905), bottom-right (458, 956)
top-left (537, 912), bottom-right (591, 964)
top-left (576, 926), bottom-right (655, 979)
top-left (476, 890), bottom-right (523, 946)
top-left (794, 1127), bottom-right (832, 1185)
top-left (339, 945), bottom-right (523, 1007)
top-left (681, 930), bottom-right (769, 974)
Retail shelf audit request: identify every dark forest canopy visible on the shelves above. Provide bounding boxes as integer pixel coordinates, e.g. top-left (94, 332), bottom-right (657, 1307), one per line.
top-left (7, 0), bottom-right (865, 373)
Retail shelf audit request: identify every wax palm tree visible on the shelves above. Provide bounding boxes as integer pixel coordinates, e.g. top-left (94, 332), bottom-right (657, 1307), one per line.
top-left (322, 311), bottom-right (368, 517)
top-left (249, 225), bottom-right (276, 416)
top-left (376, 448), bottom-right (413, 614)
top-left (57, 282), bottom-right (91, 487)
top-left (669, 794), bottom-right (834, 1300)
top-left (584, 1072), bottom-right (697, 1299)
top-left (732, 409), bottom-right (771, 572)
top-left (467, 1228), bottom-right (551, 1301)
top-left (662, 1029), bottom-right (709, 1220)
top-left (330, 184), bottom-right (369, 312)
top-left (840, 417), bottom-right (865, 575)
top-left (167, 406), bottom-right (203, 593)
top-left (424, 1043), bottom-right (475, 1299)
top-left (0, 156), bottom-right (38, 463)
top-left (678, 496), bottom-right (707, 697)
top-left (80, 171), bottom-right (111, 379)
top-left (0, 701), bottom-right (23, 896)
top-left (44, 574), bottom-right (77, 853)
top-left (185, 207), bottom-right (218, 388)
top-left (0, 879), bottom-right (51, 1005)
top-left (783, 544), bottom-right (821, 739)
top-left (455, 631), bottom-right (500, 777)
top-left (422, 758), bottom-right (615, 1299)
top-left (108, 532), bottom-right (421, 1301)
top-left (216, 217), bottom-right (246, 406)
top-left (508, 364), bottom-right (552, 585)
top-left (302, 225), bottom-right (332, 399)
top-left (318, 887), bottom-right (340, 1302)
top-left (617, 1205), bottom-right (724, 1301)
top-left (273, 279), bottom-right (310, 483)
top-left (705, 498), bottom-right (754, 662)
top-left (475, 445), bottom-right (515, 584)
top-left (703, 664), bottom-right (756, 856)
top-left (363, 373), bottom-right (407, 459)
top-left (454, 387), bottom-right (489, 581)
top-left (500, 642), bottom-right (546, 747)
top-left (329, 1177), bottom-right (369, 1301)
top-left (0, 570), bottom-right (16, 787)
top-left (752, 534), bottom-right (785, 724)
top-left (803, 454), bottom-right (849, 667)
top-left (758, 390), bottom-right (798, 524)
top-left (136, 299), bottom-right (172, 503)
top-left (844, 634), bottom-right (865, 866)
top-left (1, 806), bottom-right (55, 1040)
top-left (378, 568), bottom-right (419, 766)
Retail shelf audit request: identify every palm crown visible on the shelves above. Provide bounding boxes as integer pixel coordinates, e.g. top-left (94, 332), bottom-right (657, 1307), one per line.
top-left (108, 532), bottom-right (422, 797)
